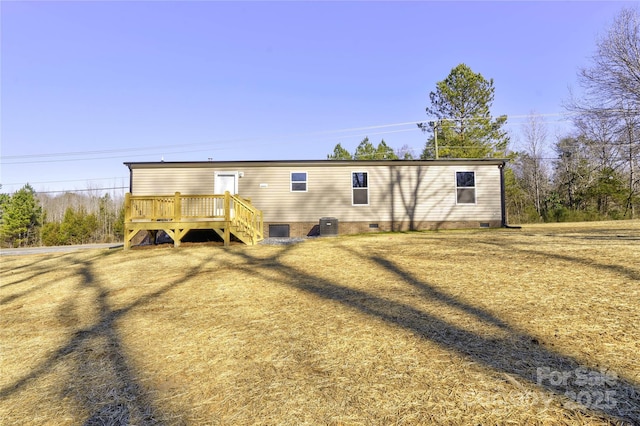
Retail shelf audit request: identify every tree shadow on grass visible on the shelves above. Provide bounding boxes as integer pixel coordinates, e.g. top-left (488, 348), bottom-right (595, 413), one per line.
top-left (479, 239), bottom-right (640, 282)
top-left (0, 253), bottom-right (83, 294)
top-left (0, 250), bottom-right (206, 425)
top-left (0, 279), bottom-right (68, 306)
top-left (226, 244), bottom-right (640, 424)
top-left (0, 253), bottom-right (63, 276)
top-left (0, 258), bottom-right (89, 306)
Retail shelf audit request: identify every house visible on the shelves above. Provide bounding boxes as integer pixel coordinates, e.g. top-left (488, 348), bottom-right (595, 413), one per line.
top-left (123, 159), bottom-right (507, 248)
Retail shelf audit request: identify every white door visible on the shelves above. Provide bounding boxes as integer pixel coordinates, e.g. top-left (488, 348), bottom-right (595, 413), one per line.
top-left (214, 172), bottom-right (238, 195)
top-left (214, 172), bottom-right (239, 217)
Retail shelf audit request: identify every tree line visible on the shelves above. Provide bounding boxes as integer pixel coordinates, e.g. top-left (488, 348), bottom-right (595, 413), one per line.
top-left (0, 185), bottom-right (124, 248)
top-left (327, 7), bottom-right (639, 224)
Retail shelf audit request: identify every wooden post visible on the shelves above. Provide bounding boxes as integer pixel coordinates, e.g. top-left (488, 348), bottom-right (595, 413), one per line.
top-left (152, 198), bottom-right (157, 221)
top-left (224, 191), bottom-right (231, 247)
top-left (173, 192), bottom-right (182, 248)
top-left (174, 192), bottom-right (181, 221)
top-left (124, 193), bottom-right (132, 249)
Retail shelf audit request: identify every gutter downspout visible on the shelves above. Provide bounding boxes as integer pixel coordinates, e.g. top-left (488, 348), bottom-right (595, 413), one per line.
top-left (125, 163), bottom-right (133, 194)
top-left (499, 162), bottom-right (521, 229)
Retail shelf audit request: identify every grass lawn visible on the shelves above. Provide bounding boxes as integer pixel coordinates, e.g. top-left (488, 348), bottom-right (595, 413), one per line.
top-left (1, 220), bottom-right (639, 425)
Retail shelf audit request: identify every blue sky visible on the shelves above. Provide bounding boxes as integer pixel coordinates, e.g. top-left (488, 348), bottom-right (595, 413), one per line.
top-left (1, 1), bottom-right (635, 194)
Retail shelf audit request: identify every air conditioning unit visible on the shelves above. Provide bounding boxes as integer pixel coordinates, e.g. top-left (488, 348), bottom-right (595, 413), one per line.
top-left (319, 217), bottom-right (338, 236)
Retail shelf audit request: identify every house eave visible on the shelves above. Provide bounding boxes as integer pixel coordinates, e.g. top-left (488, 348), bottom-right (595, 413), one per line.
top-left (124, 158), bottom-right (508, 170)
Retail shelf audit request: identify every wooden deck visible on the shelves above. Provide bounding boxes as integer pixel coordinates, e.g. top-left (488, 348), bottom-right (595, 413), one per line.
top-left (123, 192), bottom-right (264, 249)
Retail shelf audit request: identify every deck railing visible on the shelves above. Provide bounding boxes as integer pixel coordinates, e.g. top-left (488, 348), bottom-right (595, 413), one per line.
top-left (232, 195), bottom-right (264, 244)
top-left (124, 192), bottom-right (263, 247)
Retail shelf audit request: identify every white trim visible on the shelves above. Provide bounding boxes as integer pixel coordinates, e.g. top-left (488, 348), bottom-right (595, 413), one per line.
top-left (290, 171), bottom-right (308, 192)
top-left (455, 170), bottom-right (477, 205)
top-left (351, 171), bottom-right (369, 206)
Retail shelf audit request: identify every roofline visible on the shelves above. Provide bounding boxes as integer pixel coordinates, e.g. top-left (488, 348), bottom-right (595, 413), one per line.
top-left (124, 158), bottom-right (508, 169)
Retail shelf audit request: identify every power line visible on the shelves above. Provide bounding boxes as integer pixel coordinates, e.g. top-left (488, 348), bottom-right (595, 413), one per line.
top-left (1, 122), bottom-right (429, 162)
top-left (1, 128), bottom-right (426, 165)
top-left (1, 113), bottom-right (581, 165)
top-left (34, 186), bottom-right (128, 195)
top-left (3, 148), bottom-right (226, 165)
top-left (2, 176), bottom-right (128, 186)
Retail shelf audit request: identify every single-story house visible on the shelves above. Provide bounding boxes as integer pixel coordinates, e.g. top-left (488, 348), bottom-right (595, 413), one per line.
top-left (123, 159), bottom-right (508, 245)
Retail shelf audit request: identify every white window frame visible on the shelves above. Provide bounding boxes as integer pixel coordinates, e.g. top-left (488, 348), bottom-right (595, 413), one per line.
top-left (352, 171), bottom-right (369, 206)
top-left (455, 171), bottom-right (476, 205)
top-left (290, 171), bottom-right (308, 192)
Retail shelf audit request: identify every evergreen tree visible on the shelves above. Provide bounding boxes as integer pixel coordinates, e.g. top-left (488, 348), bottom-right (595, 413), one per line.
top-left (0, 184), bottom-right (43, 247)
top-left (418, 63), bottom-right (509, 159)
top-left (41, 222), bottom-right (63, 246)
top-left (328, 139), bottom-right (405, 160)
top-left (354, 137), bottom-right (377, 160)
top-left (327, 143), bottom-right (353, 160)
top-left (0, 194), bottom-right (10, 222)
top-left (59, 207), bottom-right (99, 245)
top-left (375, 139), bottom-right (398, 159)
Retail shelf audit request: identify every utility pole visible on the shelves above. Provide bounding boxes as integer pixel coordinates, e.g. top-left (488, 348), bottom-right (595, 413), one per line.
top-left (429, 120), bottom-right (439, 159)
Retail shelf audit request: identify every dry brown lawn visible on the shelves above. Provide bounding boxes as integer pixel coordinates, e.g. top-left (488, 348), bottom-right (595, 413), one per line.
top-left (1, 220), bottom-right (639, 425)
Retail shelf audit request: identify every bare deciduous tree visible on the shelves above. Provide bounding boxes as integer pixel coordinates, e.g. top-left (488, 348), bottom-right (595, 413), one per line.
top-left (577, 8), bottom-right (640, 111)
top-left (519, 113), bottom-right (550, 217)
top-left (566, 7), bottom-right (640, 218)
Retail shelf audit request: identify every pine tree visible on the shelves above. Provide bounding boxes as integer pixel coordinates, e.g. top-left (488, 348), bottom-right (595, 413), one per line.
top-left (327, 143), bottom-right (353, 160)
top-left (354, 137), bottom-right (377, 160)
top-left (0, 184), bottom-right (43, 247)
top-left (375, 139), bottom-right (398, 159)
top-left (418, 63), bottom-right (509, 159)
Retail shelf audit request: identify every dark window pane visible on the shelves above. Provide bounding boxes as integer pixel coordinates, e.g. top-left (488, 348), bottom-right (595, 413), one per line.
top-left (457, 188), bottom-right (476, 204)
top-left (291, 172), bottom-right (307, 182)
top-left (353, 188), bottom-right (368, 204)
top-left (456, 171), bottom-right (475, 187)
top-left (292, 182), bottom-right (306, 191)
top-left (352, 172), bottom-right (368, 188)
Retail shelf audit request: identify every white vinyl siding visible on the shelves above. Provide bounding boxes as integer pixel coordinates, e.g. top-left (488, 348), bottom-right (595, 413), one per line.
top-left (131, 168), bottom-right (215, 195)
top-left (129, 162), bottom-right (502, 224)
